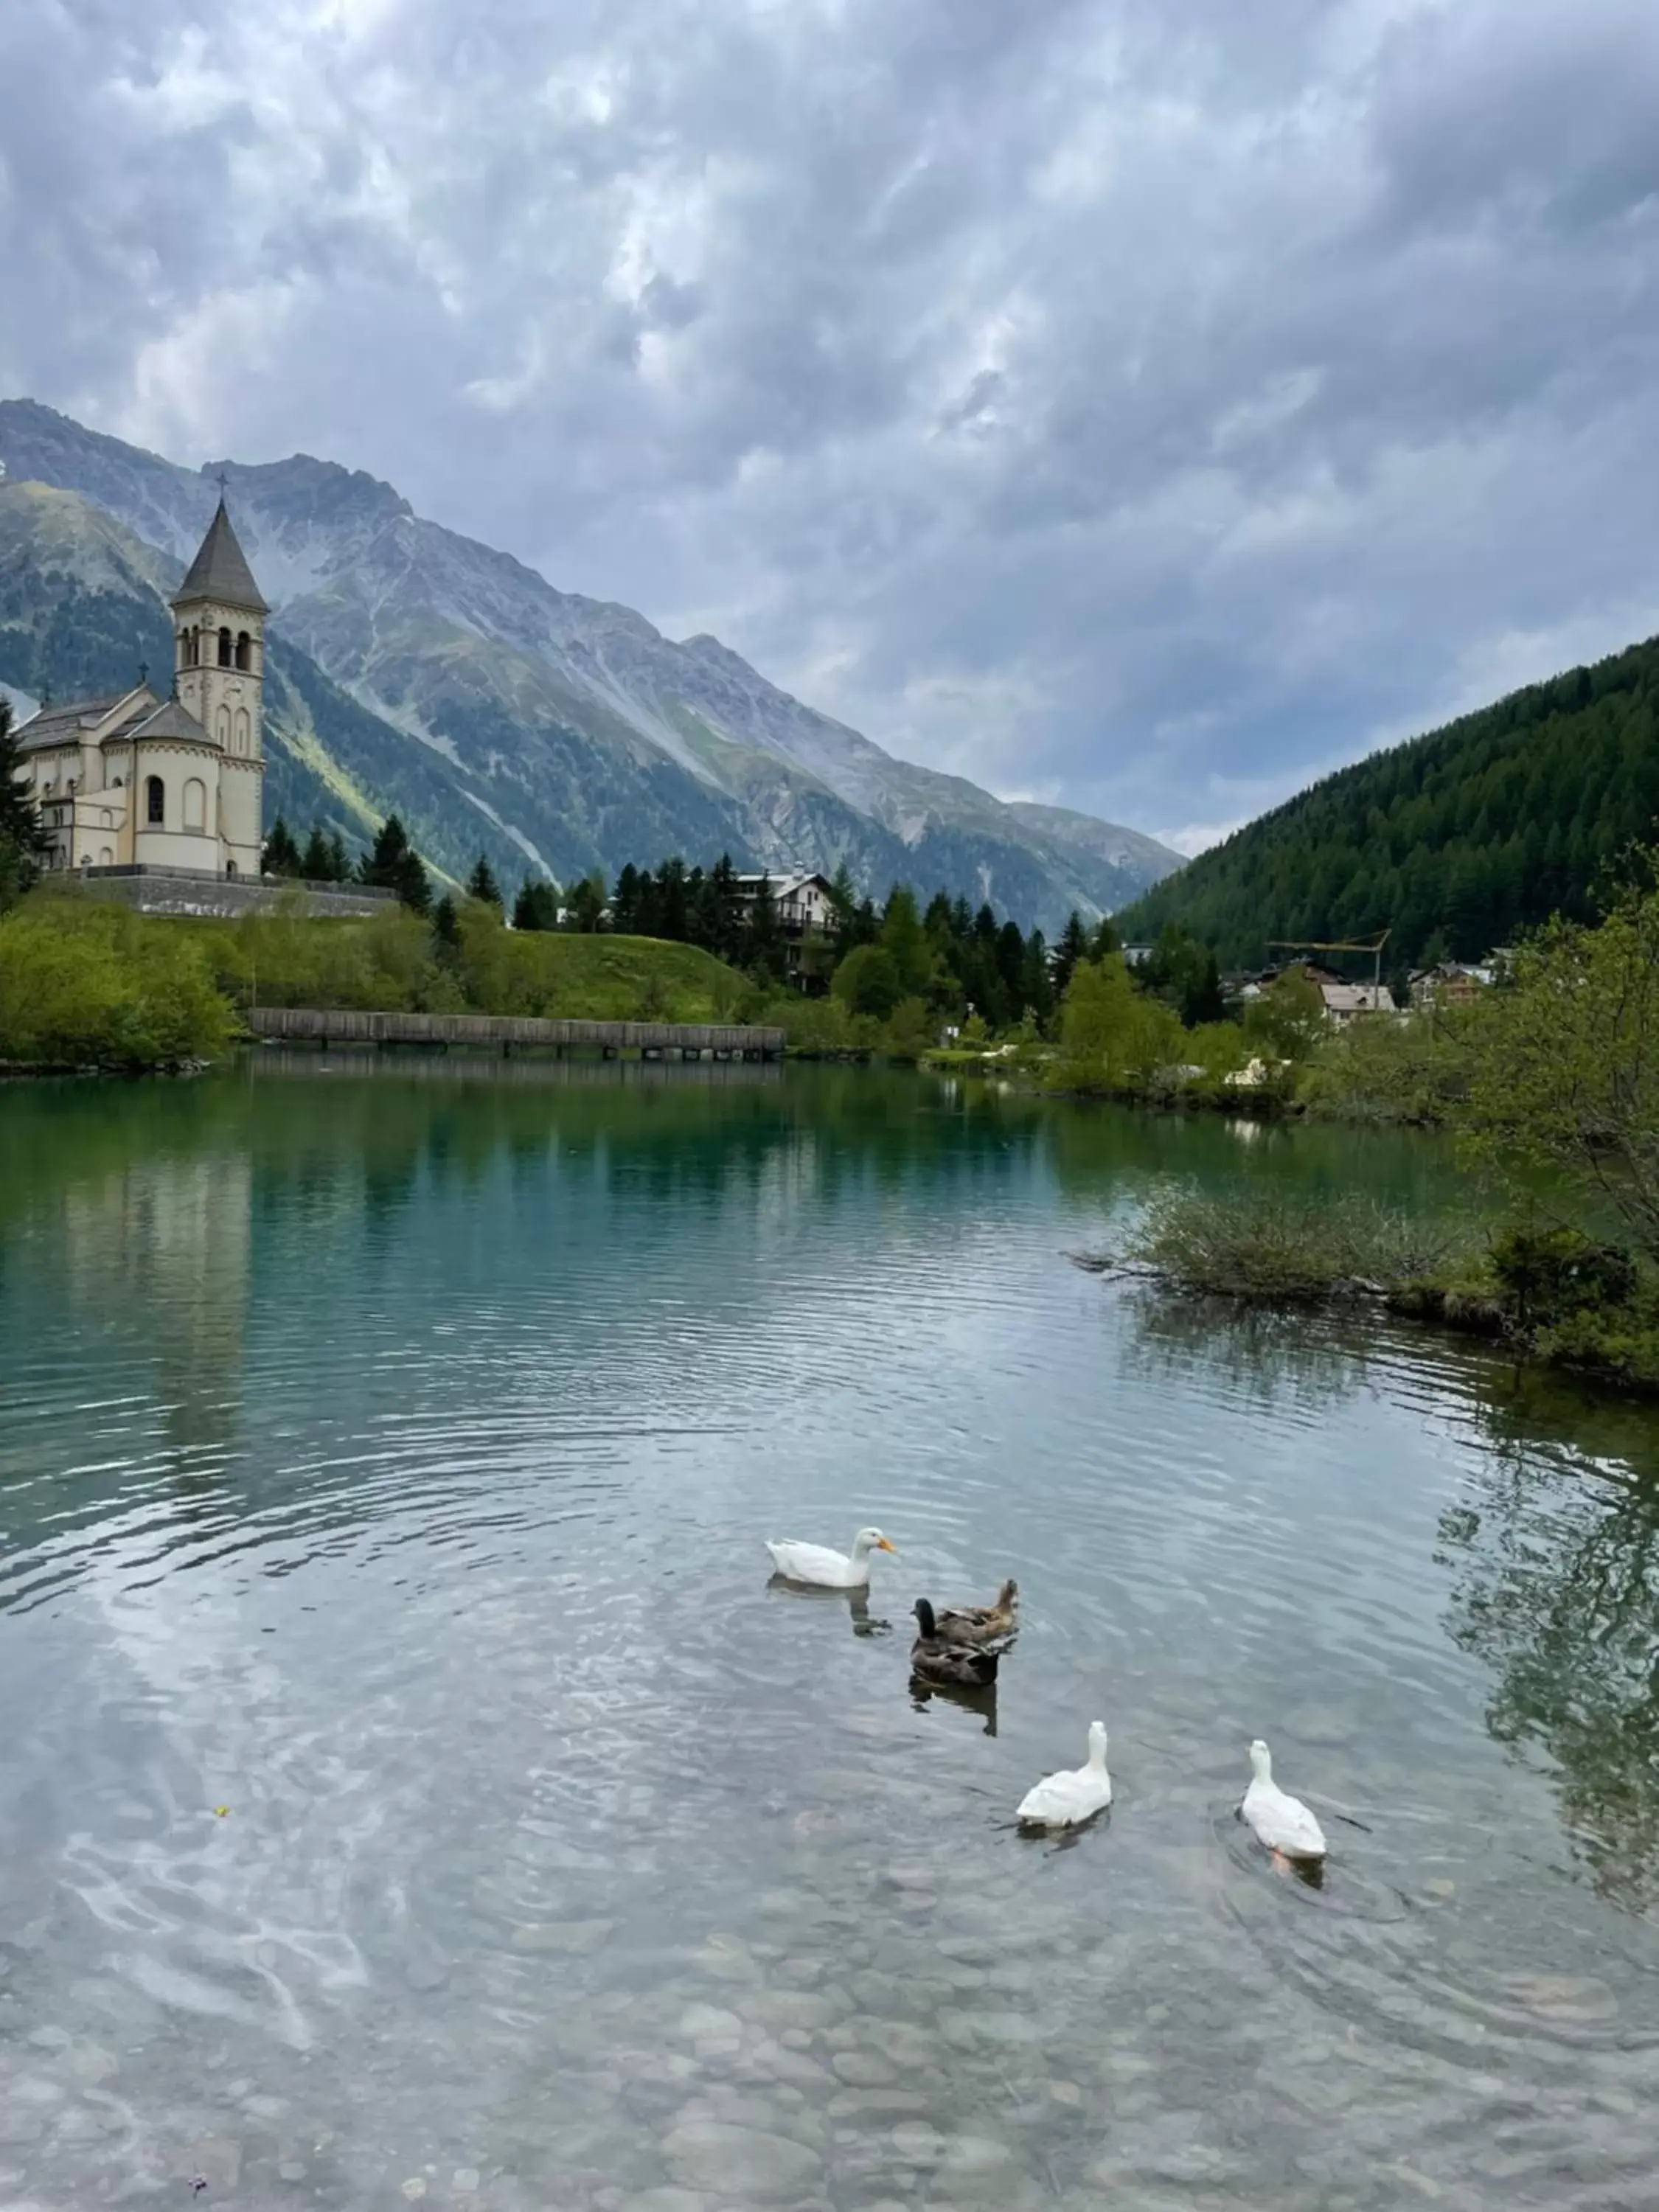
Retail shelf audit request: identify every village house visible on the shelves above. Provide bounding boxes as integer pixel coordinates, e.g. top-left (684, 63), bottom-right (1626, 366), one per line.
top-left (731, 871), bottom-right (838, 988)
top-left (732, 872), bottom-right (838, 934)
top-left (1317, 980), bottom-right (1393, 1025)
top-left (1408, 960), bottom-right (1492, 1007)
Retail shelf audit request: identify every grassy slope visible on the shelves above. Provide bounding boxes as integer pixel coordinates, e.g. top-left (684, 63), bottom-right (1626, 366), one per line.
top-left (170, 911), bottom-right (753, 1025)
top-left (487, 933), bottom-right (752, 1021)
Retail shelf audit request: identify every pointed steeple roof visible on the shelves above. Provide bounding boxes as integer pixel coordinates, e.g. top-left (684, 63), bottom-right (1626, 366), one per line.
top-left (170, 496), bottom-right (268, 613)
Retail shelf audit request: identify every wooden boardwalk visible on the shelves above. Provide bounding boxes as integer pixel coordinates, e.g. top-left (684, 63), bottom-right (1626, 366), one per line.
top-left (246, 1006), bottom-right (787, 1059)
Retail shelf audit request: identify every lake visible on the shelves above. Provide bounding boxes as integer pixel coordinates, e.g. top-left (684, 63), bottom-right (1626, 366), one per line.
top-left (2, 1057), bottom-right (1658, 2211)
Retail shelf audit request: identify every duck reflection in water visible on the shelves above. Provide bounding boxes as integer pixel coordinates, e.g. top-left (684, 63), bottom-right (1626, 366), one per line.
top-left (765, 1574), bottom-right (890, 1638)
top-left (909, 1674), bottom-right (998, 1736)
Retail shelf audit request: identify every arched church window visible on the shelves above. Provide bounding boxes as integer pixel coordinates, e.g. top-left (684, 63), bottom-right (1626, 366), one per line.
top-left (216, 706), bottom-right (232, 745)
top-left (218, 626), bottom-right (232, 667)
top-left (184, 778), bottom-right (206, 831)
top-left (146, 775), bottom-right (165, 825)
top-left (235, 632), bottom-right (251, 671)
top-left (234, 709), bottom-right (250, 751)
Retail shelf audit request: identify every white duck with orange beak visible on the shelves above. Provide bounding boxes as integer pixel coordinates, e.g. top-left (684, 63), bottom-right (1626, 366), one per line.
top-left (765, 1526), bottom-right (897, 1589)
top-left (1240, 1739), bottom-right (1328, 1864)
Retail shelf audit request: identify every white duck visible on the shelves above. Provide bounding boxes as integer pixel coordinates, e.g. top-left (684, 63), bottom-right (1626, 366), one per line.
top-left (1240, 1739), bottom-right (1327, 1863)
top-left (1016, 1721), bottom-right (1112, 1829)
top-left (765, 1526), bottom-right (897, 1590)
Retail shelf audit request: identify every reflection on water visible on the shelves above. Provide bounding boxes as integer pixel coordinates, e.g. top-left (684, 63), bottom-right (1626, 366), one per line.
top-left (1, 1062), bottom-right (1658, 2210)
top-left (1439, 1426), bottom-right (1659, 1915)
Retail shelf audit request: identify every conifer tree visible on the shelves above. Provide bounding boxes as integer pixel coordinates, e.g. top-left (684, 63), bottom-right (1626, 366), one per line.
top-left (566, 874), bottom-right (607, 932)
top-left (262, 816), bottom-right (303, 876)
top-left (360, 815), bottom-right (431, 913)
top-left (431, 893), bottom-right (461, 951)
top-left (1052, 911), bottom-right (1089, 998)
top-left (745, 872), bottom-right (784, 978)
top-left (466, 852), bottom-right (503, 909)
top-left (512, 878), bottom-right (559, 931)
top-left (0, 700), bottom-right (49, 908)
top-left (611, 863), bottom-right (641, 935)
top-left (299, 823), bottom-right (342, 880)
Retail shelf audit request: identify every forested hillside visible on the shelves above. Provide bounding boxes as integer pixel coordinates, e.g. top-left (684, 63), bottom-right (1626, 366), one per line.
top-left (1117, 636), bottom-right (1659, 973)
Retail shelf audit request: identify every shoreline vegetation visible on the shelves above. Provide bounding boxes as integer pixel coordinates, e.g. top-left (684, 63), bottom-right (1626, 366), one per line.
top-left (1080, 1194), bottom-right (1659, 1399)
top-left (1062, 864), bottom-right (1659, 1397)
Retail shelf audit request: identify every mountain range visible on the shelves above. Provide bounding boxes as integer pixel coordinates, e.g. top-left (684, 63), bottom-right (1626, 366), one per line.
top-left (0, 400), bottom-right (1178, 928)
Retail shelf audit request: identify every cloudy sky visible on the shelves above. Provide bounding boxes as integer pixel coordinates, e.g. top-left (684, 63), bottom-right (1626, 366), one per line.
top-left (3, 0), bottom-right (1657, 851)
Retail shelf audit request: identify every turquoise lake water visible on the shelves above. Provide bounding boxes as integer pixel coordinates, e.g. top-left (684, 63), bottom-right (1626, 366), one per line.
top-left (1, 1056), bottom-right (1658, 2210)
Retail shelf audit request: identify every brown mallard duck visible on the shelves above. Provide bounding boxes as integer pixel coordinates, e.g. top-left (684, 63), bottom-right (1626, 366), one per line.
top-left (933, 1578), bottom-right (1018, 1647)
top-left (910, 1599), bottom-right (1007, 1687)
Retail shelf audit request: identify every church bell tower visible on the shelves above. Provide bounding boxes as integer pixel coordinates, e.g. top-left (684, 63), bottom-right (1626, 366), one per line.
top-left (170, 490), bottom-right (268, 874)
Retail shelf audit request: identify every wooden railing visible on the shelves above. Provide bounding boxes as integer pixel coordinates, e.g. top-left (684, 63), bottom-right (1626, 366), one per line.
top-left (244, 1007), bottom-right (786, 1056)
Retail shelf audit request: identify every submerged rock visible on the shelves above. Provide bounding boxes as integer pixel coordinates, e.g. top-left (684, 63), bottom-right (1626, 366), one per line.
top-left (660, 2117), bottom-right (824, 2199)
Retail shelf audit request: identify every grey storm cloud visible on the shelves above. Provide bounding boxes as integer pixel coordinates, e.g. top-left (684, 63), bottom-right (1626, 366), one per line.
top-left (3, 0), bottom-right (1658, 850)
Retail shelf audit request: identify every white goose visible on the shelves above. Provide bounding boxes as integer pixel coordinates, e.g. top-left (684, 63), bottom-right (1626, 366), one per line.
top-left (1016, 1721), bottom-right (1112, 1829)
top-left (1240, 1739), bottom-right (1327, 1863)
top-left (764, 1526), bottom-right (897, 1590)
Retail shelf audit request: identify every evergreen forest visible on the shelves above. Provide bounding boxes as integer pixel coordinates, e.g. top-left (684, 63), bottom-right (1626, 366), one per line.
top-left (1116, 636), bottom-right (1659, 974)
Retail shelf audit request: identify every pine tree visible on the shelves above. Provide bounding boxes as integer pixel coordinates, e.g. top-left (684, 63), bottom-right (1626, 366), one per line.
top-left (1052, 911), bottom-right (1089, 998)
top-left (686, 865), bottom-right (720, 954)
top-left (710, 854), bottom-right (745, 961)
top-left (512, 878), bottom-right (559, 931)
top-left (466, 852), bottom-right (503, 909)
top-left (995, 919), bottom-right (1027, 1011)
top-left (566, 873), bottom-right (607, 932)
top-left (828, 861), bottom-right (859, 956)
top-left (880, 886), bottom-right (934, 999)
top-left (300, 823), bottom-right (343, 881)
top-left (611, 863), bottom-right (641, 935)
top-left (655, 855), bottom-right (690, 942)
top-left (745, 872), bottom-right (784, 978)
top-left (360, 814), bottom-right (431, 914)
top-left (431, 894), bottom-right (462, 952)
top-left (262, 816), bottom-right (303, 877)
top-left (0, 700), bottom-right (49, 908)
top-left (633, 867), bottom-right (660, 937)
top-left (1020, 928), bottom-right (1054, 1024)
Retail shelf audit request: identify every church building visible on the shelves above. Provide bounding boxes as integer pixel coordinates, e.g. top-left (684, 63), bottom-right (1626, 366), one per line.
top-left (17, 496), bottom-right (268, 879)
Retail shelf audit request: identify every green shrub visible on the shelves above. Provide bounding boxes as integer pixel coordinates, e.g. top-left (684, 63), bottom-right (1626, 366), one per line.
top-left (1300, 1006), bottom-right (1475, 1124)
top-left (0, 898), bottom-right (237, 1068)
top-left (756, 994), bottom-right (870, 1054)
top-left (832, 944), bottom-right (904, 1019)
top-left (1126, 1189), bottom-right (1481, 1303)
top-left (1489, 1225), bottom-right (1638, 1329)
top-left (881, 996), bottom-right (937, 1060)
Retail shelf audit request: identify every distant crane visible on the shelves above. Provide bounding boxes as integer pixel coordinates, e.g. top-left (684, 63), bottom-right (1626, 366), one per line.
top-left (1266, 929), bottom-right (1391, 989)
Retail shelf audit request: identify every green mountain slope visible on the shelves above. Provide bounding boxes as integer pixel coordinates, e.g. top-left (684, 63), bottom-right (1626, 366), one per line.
top-left (1116, 636), bottom-right (1659, 972)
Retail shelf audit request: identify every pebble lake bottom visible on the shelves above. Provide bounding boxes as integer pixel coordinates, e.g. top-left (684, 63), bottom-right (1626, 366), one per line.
top-left (1, 1054), bottom-right (1657, 2210)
